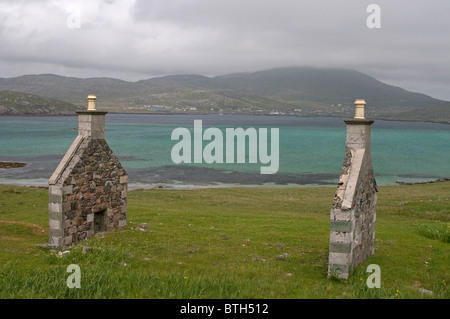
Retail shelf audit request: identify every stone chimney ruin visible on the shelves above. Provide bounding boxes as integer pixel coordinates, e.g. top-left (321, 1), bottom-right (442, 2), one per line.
top-left (48, 95), bottom-right (128, 248)
top-left (328, 99), bottom-right (377, 279)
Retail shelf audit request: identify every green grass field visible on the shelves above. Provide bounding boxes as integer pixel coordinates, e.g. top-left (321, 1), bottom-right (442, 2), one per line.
top-left (0, 182), bottom-right (448, 299)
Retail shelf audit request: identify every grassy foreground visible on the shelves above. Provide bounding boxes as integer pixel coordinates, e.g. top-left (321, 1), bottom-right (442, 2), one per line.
top-left (0, 182), bottom-right (448, 299)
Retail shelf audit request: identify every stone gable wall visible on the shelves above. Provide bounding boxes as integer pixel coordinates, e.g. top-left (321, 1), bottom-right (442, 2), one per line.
top-left (350, 154), bottom-right (377, 266)
top-left (328, 119), bottom-right (377, 279)
top-left (49, 138), bottom-right (127, 248)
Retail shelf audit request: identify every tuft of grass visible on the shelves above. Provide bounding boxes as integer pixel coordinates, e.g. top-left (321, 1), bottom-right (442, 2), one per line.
top-left (418, 221), bottom-right (450, 243)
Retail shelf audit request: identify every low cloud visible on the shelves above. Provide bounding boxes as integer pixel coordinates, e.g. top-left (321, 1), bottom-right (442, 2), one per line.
top-left (0, 0), bottom-right (449, 100)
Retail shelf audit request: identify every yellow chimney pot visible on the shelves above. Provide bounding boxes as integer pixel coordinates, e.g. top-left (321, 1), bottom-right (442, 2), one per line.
top-left (354, 99), bottom-right (366, 119)
top-left (87, 94), bottom-right (97, 111)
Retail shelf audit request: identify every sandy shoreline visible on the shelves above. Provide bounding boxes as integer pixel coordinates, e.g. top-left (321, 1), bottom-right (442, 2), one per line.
top-left (0, 179), bottom-right (333, 191)
top-left (2, 178), bottom-right (450, 191)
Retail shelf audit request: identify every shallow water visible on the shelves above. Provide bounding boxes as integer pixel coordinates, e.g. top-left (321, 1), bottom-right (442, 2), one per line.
top-left (1, 114), bottom-right (449, 189)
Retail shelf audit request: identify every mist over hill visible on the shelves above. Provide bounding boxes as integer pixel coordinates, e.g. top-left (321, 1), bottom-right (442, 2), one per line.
top-left (0, 67), bottom-right (448, 122)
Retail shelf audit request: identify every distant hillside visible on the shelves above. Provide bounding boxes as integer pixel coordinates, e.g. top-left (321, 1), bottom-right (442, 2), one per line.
top-left (0, 90), bottom-right (81, 115)
top-left (0, 67), bottom-right (448, 121)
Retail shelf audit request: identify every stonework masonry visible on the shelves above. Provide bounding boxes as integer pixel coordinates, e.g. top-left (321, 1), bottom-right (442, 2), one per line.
top-left (328, 100), bottom-right (377, 279)
top-left (48, 96), bottom-right (127, 248)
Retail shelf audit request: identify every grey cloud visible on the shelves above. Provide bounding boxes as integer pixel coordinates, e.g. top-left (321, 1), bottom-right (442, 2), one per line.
top-left (0, 0), bottom-right (449, 100)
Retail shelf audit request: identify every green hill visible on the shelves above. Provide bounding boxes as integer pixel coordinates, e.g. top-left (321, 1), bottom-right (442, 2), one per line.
top-left (0, 90), bottom-right (81, 115)
top-left (0, 67), bottom-right (448, 121)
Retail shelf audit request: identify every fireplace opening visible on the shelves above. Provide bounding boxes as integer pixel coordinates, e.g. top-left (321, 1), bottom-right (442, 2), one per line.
top-left (94, 209), bottom-right (107, 234)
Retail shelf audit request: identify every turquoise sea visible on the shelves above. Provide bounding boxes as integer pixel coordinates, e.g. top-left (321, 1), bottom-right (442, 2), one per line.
top-left (1, 114), bottom-right (449, 189)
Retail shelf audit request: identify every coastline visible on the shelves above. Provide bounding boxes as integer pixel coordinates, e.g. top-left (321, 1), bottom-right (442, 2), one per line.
top-left (2, 112), bottom-right (450, 125)
top-left (2, 176), bottom-right (450, 191)
top-left (395, 178), bottom-right (450, 186)
top-left (0, 177), bottom-right (336, 191)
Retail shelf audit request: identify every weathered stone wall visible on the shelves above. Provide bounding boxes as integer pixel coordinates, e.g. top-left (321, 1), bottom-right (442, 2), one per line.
top-left (349, 153), bottom-right (377, 267)
top-left (49, 138), bottom-right (127, 248)
top-left (49, 108), bottom-right (127, 248)
top-left (328, 119), bottom-right (377, 279)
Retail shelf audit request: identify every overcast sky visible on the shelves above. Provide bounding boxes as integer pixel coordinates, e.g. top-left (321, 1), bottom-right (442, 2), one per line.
top-left (0, 0), bottom-right (449, 100)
